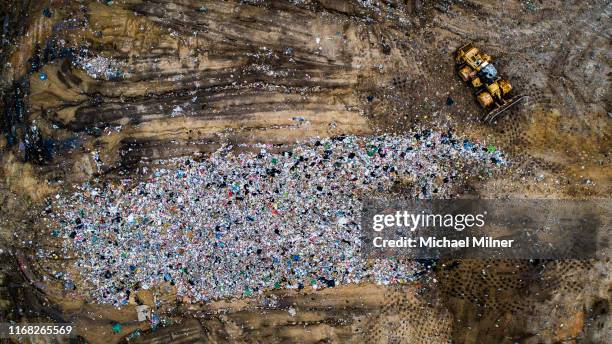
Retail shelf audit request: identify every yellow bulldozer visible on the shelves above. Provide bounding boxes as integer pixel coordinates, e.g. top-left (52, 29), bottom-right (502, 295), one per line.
top-left (455, 43), bottom-right (524, 123)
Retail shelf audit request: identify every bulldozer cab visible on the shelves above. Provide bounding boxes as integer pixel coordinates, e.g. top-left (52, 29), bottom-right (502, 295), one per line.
top-left (478, 64), bottom-right (498, 83)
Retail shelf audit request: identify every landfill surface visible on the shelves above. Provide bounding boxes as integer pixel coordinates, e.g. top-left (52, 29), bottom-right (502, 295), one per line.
top-left (50, 134), bottom-right (503, 305)
top-left (0, 1), bottom-right (610, 343)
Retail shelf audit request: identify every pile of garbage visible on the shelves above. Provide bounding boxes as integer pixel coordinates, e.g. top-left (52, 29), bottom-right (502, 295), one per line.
top-left (47, 131), bottom-right (505, 305)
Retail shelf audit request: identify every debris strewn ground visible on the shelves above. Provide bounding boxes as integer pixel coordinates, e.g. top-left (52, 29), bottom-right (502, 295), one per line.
top-left (48, 132), bottom-right (504, 305)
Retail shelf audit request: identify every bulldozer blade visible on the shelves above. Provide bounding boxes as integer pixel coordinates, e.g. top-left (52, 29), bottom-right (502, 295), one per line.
top-left (482, 95), bottom-right (526, 124)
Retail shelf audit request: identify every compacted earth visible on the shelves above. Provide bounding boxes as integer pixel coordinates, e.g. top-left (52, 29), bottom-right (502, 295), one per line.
top-left (0, 1), bottom-right (609, 343)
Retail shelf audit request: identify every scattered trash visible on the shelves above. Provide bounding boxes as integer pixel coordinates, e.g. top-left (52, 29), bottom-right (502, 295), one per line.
top-left (136, 305), bottom-right (151, 322)
top-left (126, 330), bottom-right (141, 341)
top-left (72, 54), bottom-right (126, 80)
top-left (49, 132), bottom-right (505, 305)
top-left (64, 281), bottom-right (75, 290)
top-left (111, 323), bottom-right (122, 333)
top-left (171, 105), bottom-right (184, 117)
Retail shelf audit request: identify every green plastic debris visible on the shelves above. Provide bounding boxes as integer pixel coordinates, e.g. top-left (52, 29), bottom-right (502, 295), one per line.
top-left (310, 279), bottom-right (317, 286)
top-left (271, 157), bottom-right (278, 164)
top-left (127, 330), bottom-right (141, 340)
top-left (112, 323), bottom-right (122, 333)
top-left (487, 144), bottom-right (496, 153)
top-left (244, 287), bottom-right (253, 296)
top-left (274, 282), bottom-right (281, 289)
top-left (366, 145), bottom-right (377, 157)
